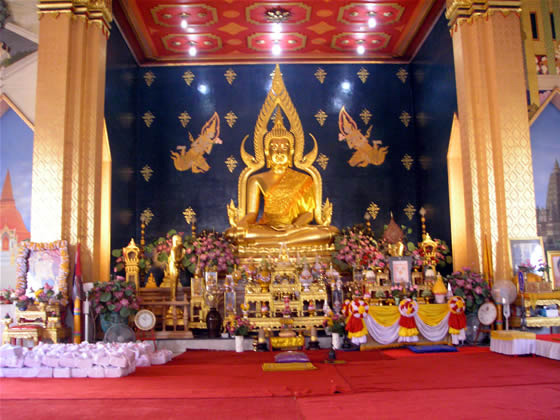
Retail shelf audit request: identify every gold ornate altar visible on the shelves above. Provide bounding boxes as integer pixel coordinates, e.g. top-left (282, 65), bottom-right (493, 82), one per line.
top-left (2, 304), bottom-right (69, 345)
top-left (243, 257), bottom-right (328, 330)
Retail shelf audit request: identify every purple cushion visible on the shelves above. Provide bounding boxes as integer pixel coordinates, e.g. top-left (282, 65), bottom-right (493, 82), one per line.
top-left (274, 351), bottom-right (310, 363)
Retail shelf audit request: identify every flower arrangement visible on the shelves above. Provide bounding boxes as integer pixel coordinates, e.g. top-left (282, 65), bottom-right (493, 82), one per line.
top-left (224, 315), bottom-right (253, 336)
top-left (446, 268), bottom-right (491, 314)
top-left (88, 277), bottom-right (141, 320)
top-left (13, 288), bottom-right (34, 310)
top-left (0, 288), bottom-right (15, 304)
top-left (405, 285), bottom-right (419, 299)
top-left (517, 259), bottom-right (549, 275)
top-left (112, 229), bottom-right (238, 276)
top-left (332, 225), bottom-right (385, 271)
top-left (323, 311), bottom-right (345, 334)
top-left (390, 285), bottom-right (404, 300)
top-left (34, 284), bottom-right (67, 306)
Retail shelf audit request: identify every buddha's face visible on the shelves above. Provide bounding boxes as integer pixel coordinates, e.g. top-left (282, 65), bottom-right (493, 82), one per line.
top-left (268, 138), bottom-right (291, 170)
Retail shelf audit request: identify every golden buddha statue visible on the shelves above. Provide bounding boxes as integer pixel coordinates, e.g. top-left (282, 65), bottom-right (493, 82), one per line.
top-left (165, 234), bottom-right (185, 320)
top-left (226, 65), bottom-right (338, 249)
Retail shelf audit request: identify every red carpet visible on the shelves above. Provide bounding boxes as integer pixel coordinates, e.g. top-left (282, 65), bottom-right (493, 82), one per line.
top-left (1, 347), bottom-right (559, 419)
top-left (536, 333), bottom-right (560, 343)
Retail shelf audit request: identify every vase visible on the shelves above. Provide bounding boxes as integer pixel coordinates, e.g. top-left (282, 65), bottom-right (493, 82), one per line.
top-left (206, 307), bottom-right (222, 338)
top-left (332, 332), bottom-right (342, 350)
top-left (100, 312), bottom-right (127, 333)
top-left (235, 335), bottom-right (244, 352)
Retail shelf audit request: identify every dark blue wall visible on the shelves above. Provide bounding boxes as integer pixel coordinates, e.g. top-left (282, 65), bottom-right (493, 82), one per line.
top-left (134, 63), bottom-right (420, 242)
top-left (411, 13), bottom-right (457, 251)
top-left (105, 28), bottom-right (138, 251)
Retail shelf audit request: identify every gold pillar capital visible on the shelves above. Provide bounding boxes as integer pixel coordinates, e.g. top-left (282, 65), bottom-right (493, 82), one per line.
top-left (38, 0), bottom-right (112, 34)
top-left (446, 0), bottom-right (521, 28)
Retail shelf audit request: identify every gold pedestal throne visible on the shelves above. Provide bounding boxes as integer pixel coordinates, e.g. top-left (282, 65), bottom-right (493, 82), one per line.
top-left (226, 65), bottom-right (338, 263)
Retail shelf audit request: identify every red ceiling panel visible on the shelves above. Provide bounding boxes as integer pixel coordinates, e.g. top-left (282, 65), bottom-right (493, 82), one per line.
top-left (113, 0), bottom-right (445, 65)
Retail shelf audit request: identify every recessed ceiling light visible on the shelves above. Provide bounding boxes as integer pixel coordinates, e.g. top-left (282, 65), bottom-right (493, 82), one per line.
top-left (287, 39), bottom-right (296, 45)
top-left (189, 46), bottom-right (197, 56)
top-left (368, 11), bottom-right (377, 28)
top-left (273, 22), bottom-right (282, 33)
top-left (272, 43), bottom-right (282, 56)
top-left (181, 19), bottom-right (188, 29)
top-left (357, 45), bottom-right (365, 55)
top-left (198, 84), bottom-right (208, 94)
top-left (341, 81), bottom-right (351, 91)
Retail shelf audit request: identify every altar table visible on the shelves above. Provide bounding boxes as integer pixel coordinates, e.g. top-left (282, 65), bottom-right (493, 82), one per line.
top-left (490, 330), bottom-right (536, 356)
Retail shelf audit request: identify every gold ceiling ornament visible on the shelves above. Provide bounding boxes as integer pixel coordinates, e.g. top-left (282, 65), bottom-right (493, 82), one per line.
top-left (140, 208), bottom-right (154, 226)
top-left (316, 153), bottom-right (329, 170)
top-left (225, 155), bottom-right (238, 173)
top-left (142, 111), bottom-right (155, 128)
top-left (225, 111), bottom-right (238, 128)
top-left (357, 67), bottom-right (370, 84)
top-left (399, 111), bottom-right (412, 127)
top-left (182, 70), bottom-right (195, 86)
top-left (144, 71), bottom-right (156, 87)
top-left (359, 108), bottom-right (372, 125)
top-left (401, 154), bottom-right (414, 170)
top-left (178, 111), bottom-right (191, 128)
top-left (403, 203), bottom-right (416, 221)
top-left (396, 68), bottom-right (408, 84)
top-left (314, 109), bottom-right (328, 126)
top-left (140, 165), bottom-right (154, 182)
top-left (314, 67), bottom-right (327, 84)
top-left (224, 68), bottom-right (237, 85)
top-left (182, 207), bottom-right (197, 224)
top-left (367, 202), bottom-right (380, 220)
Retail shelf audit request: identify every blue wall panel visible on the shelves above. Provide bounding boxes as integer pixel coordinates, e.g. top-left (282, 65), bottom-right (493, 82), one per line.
top-left (411, 13), bottom-right (457, 252)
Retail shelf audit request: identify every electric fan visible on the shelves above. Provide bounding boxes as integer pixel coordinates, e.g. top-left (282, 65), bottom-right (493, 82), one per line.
top-left (103, 324), bottom-right (136, 343)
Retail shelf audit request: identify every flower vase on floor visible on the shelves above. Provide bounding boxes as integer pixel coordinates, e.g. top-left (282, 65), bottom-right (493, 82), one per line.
top-left (206, 307), bottom-right (222, 338)
top-left (235, 335), bottom-right (244, 352)
top-left (332, 332), bottom-right (342, 350)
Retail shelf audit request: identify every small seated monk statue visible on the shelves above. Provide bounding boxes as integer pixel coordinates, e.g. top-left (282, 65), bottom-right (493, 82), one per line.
top-left (226, 111), bottom-right (338, 247)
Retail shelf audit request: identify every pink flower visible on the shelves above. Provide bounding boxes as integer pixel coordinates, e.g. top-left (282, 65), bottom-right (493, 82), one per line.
top-left (120, 299), bottom-right (129, 307)
top-left (474, 286), bottom-right (483, 294)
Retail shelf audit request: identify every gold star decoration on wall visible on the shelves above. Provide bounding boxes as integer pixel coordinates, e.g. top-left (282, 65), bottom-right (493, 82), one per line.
top-left (357, 67), bottom-right (370, 83)
top-left (183, 207), bottom-right (196, 224)
top-left (396, 68), bottom-right (408, 84)
top-left (182, 70), bottom-right (195, 86)
top-left (316, 153), bottom-right (329, 170)
top-left (360, 108), bottom-right (372, 125)
top-left (401, 154), bottom-right (414, 171)
top-left (178, 111), bottom-right (191, 128)
top-left (314, 67), bottom-right (327, 84)
top-left (314, 109), bottom-right (328, 126)
top-left (404, 203), bottom-right (416, 220)
top-left (399, 111), bottom-right (411, 127)
top-left (367, 202), bottom-right (380, 220)
top-left (225, 156), bottom-right (238, 173)
top-left (140, 165), bottom-right (153, 182)
top-left (140, 208), bottom-right (154, 226)
top-left (225, 111), bottom-right (238, 128)
top-left (224, 68), bottom-right (237, 85)
top-left (144, 71), bottom-right (156, 87)
top-left (142, 111), bottom-right (155, 128)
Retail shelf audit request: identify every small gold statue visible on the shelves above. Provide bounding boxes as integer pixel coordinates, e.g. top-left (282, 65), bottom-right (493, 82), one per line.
top-left (165, 234), bottom-right (186, 320)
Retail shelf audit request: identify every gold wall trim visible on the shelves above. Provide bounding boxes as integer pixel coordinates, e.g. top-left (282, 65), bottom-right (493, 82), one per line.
top-left (0, 94), bottom-right (34, 131)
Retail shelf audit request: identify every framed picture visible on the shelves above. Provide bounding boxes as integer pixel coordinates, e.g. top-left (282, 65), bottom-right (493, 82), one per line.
top-left (389, 256), bottom-right (412, 286)
top-left (547, 251), bottom-right (560, 290)
top-left (509, 237), bottom-right (545, 276)
top-left (15, 240), bottom-right (70, 300)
